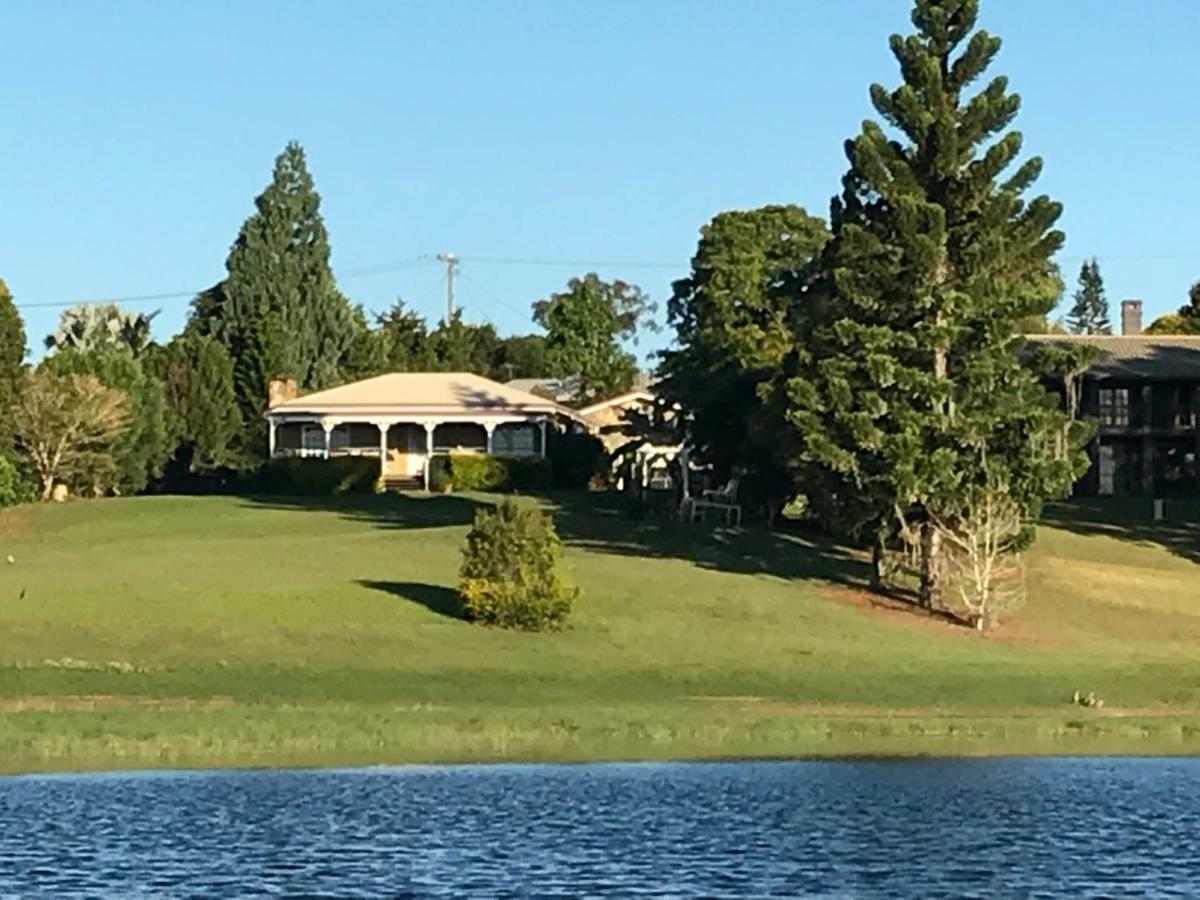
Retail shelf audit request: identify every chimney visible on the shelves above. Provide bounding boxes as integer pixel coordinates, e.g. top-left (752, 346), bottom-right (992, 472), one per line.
top-left (1121, 299), bottom-right (1143, 336)
top-left (267, 378), bottom-right (299, 409)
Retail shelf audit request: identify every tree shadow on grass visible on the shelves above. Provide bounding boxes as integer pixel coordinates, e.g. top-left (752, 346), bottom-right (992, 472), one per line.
top-left (357, 579), bottom-right (463, 620)
top-left (243, 489), bottom-right (871, 591)
top-left (240, 491), bottom-right (483, 530)
top-left (1044, 497), bottom-right (1200, 566)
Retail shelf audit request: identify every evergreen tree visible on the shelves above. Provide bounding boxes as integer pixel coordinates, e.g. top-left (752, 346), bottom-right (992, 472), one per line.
top-left (1066, 259), bottom-right (1111, 334)
top-left (659, 205), bottom-right (829, 512)
top-left (533, 274), bottom-right (653, 403)
top-left (154, 335), bottom-right (242, 472)
top-left (495, 334), bottom-right (548, 380)
top-left (188, 142), bottom-right (357, 445)
top-left (0, 279), bottom-right (27, 461)
top-left (428, 311), bottom-right (501, 375)
top-left (376, 300), bottom-right (435, 371)
top-left (785, 0), bottom-right (1089, 606)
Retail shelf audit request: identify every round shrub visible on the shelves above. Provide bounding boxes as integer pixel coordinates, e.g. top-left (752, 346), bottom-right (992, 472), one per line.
top-left (458, 499), bottom-right (576, 631)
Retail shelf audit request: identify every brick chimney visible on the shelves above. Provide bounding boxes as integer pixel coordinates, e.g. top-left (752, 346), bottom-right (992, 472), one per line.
top-left (1121, 299), bottom-right (1143, 336)
top-left (267, 378), bottom-right (299, 409)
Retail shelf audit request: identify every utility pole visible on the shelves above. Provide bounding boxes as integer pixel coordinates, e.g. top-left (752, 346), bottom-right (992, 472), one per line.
top-left (436, 253), bottom-right (459, 323)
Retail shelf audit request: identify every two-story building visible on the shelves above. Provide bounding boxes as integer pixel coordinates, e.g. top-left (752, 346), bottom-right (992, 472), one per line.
top-left (1028, 300), bottom-right (1200, 497)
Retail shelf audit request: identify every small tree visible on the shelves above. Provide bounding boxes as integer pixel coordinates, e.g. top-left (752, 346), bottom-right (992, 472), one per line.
top-left (458, 500), bottom-right (576, 631)
top-left (45, 304), bottom-right (159, 356)
top-left (929, 464), bottom-right (1027, 630)
top-left (12, 370), bottom-right (129, 500)
top-left (1066, 259), bottom-right (1111, 335)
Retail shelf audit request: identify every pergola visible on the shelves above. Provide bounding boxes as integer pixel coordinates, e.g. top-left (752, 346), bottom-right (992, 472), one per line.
top-left (265, 372), bottom-right (577, 489)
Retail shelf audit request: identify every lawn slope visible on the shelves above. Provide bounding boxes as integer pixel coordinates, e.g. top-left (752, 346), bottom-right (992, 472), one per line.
top-left (1, 493), bottom-right (1198, 772)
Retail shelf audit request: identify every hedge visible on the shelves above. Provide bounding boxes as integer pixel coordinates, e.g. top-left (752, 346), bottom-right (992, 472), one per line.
top-left (435, 453), bottom-right (553, 494)
top-left (259, 456), bottom-right (379, 496)
top-left (546, 431), bottom-right (607, 489)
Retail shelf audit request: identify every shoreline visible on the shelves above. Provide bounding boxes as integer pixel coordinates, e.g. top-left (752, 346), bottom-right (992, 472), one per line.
top-left (3, 708), bottom-right (1199, 777)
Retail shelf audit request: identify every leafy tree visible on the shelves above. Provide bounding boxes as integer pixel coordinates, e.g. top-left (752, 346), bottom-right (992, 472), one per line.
top-left (659, 205), bottom-right (829, 513)
top-left (0, 279), bottom-right (27, 461)
top-left (43, 350), bottom-right (169, 495)
top-left (375, 300), bottom-right (435, 371)
top-left (533, 274), bottom-right (654, 403)
top-left (154, 335), bottom-right (241, 472)
top-left (1066, 259), bottom-right (1111, 334)
top-left (12, 370), bottom-right (128, 500)
top-left (1145, 312), bottom-right (1192, 335)
top-left (1146, 283), bottom-right (1200, 334)
top-left (784, 0), bottom-right (1089, 607)
top-left (495, 334), bottom-right (548, 380)
top-left (44, 304), bottom-right (159, 356)
top-left (188, 142), bottom-right (358, 444)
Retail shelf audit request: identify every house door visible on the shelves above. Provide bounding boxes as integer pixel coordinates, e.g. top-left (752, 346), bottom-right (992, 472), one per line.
top-left (387, 425), bottom-right (426, 477)
top-left (1097, 444), bottom-right (1115, 496)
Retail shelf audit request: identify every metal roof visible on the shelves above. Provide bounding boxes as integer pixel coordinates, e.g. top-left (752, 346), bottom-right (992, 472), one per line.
top-left (1025, 335), bottom-right (1200, 380)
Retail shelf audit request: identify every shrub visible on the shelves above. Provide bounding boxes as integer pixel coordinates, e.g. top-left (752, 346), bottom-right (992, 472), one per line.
top-left (428, 455), bottom-right (452, 492)
top-left (458, 499), bottom-right (576, 631)
top-left (447, 453), bottom-right (508, 491)
top-left (547, 431), bottom-right (607, 490)
top-left (0, 456), bottom-right (31, 508)
top-left (259, 456), bottom-right (379, 496)
top-left (433, 453), bottom-right (553, 494)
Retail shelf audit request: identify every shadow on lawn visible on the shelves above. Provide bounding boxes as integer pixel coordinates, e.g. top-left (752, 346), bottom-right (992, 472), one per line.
top-left (1044, 497), bottom-right (1200, 566)
top-left (243, 490), bottom-right (871, 590)
top-left (357, 579), bottom-right (462, 619)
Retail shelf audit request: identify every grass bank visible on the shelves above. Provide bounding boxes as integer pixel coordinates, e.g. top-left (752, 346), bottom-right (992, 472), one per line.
top-left (1, 492), bottom-right (1198, 773)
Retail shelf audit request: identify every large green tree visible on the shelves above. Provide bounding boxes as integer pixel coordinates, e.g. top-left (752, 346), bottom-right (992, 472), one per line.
top-left (785, 0), bottom-right (1089, 606)
top-left (1146, 283), bottom-right (1200, 334)
top-left (659, 206), bottom-right (829, 512)
top-left (188, 142), bottom-right (358, 445)
top-left (151, 335), bottom-right (242, 473)
top-left (1066, 258), bottom-right (1111, 334)
top-left (428, 311), bottom-right (501, 375)
top-left (534, 274), bottom-right (654, 403)
top-left (0, 279), bottom-right (26, 461)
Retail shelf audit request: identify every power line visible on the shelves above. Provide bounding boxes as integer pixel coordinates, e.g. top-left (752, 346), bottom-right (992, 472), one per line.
top-left (457, 271), bottom-right (530, 322)
top-left (458, 255), bottom-right (682, 270)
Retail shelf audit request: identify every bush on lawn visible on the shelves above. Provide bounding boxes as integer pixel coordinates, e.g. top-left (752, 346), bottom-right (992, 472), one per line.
top-left (259, 456), bottom-right (379, 496)
top-left (546, 431), bottom-right (606, 490)
top-left (458, 499), bottom-right (576, 631)
top-left (433, 453), bottom-right (553, 494)
top-left (0, 456), bottom-right (32, 508)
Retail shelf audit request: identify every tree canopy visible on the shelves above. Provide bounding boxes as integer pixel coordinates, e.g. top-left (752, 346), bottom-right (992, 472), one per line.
top-left (659, 205), bottom-right (829, 510)
top-left (44, 304), bottom-right (158, 357)
top-left (534, 274), bottom-right (654, 403)
top-left (783, 0), bottom-right (1089, 605)
top-left (0, 279), bottom-right (27, 461)
top-left (187, 142), bottom-right (358, 444)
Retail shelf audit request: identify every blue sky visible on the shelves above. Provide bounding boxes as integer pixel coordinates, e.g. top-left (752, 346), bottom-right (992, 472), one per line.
top-left (4, 1), bottom-right (1199, 361)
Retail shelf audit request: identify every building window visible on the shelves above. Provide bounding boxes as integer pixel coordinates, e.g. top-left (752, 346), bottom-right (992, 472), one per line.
top-left (1098, 388), bottom-right (1130, 427)
top-left (493, 424), bottom-right (536, 456)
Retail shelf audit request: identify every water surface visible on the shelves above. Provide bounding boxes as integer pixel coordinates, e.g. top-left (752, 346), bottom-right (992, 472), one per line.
top-left (1, 758), bottom-right (1196, 896)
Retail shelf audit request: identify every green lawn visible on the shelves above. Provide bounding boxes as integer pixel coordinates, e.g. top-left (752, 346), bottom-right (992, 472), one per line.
top-left (1, 491), bottom-right (1198, 773)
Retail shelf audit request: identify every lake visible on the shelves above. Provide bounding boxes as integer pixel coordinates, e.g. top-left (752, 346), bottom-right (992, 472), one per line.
top-left (0, 758), bottom-right (1196, 896)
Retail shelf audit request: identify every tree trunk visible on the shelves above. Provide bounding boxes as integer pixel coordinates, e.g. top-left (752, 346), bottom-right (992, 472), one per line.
top-left (918, 520), bottom-right (941, 609)
top-left (40, 473), bottom-right (54, 502)
top-left (870, 533), bottom-right (884, 593)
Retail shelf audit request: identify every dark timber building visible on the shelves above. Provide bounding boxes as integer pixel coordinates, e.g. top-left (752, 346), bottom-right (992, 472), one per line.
top-left (1028, 300), bottom-right (1200, 498)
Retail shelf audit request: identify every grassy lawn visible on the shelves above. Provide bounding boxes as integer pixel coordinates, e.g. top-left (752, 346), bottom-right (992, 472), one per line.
top-left (1, 491), bottom-right (1199, 773)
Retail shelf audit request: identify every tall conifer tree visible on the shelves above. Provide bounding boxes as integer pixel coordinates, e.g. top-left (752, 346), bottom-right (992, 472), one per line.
top-left (786, 0), bottom-right (1089, 605)
top-left (189, 143), bottom-right (357, 445)
top-left (1066, 259), bottom-right (1111, 334)
top-left (0, 279), bottom-right (27, 460)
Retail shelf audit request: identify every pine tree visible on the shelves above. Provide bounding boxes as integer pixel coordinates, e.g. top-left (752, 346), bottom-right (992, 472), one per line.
top-left (1066, 259), bottom-right (1111, 334)
top-left (0, 279), bottom-right (27, 461)
top-left (188, 142), bottom-right (357, 447)
top-left (156, 335), bottom-right (242, 472)
top-left (785, 0), bottom-right (1089, 606)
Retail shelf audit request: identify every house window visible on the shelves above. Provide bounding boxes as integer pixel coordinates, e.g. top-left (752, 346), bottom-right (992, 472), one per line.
top-left (1098, 388), bottom-right (1130, 427)
top-left (493, 424), bottom-right (536, 456)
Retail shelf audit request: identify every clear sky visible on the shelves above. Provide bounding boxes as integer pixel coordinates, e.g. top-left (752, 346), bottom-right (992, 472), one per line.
top-left (4, 1), bottom-right (1199, 361)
